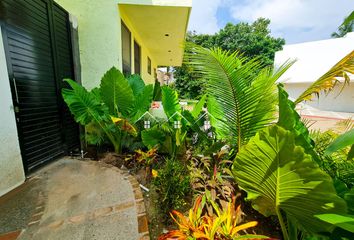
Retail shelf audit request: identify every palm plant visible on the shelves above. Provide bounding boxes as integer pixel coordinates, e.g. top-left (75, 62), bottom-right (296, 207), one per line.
top-left (186, 45), bottom-right (294, 151)
top-left (62, 67), bottom-right (154, 153)
top-left (331, 11), bottom-right (354, 38)
top-left (295, 50), bottom-right (354, 104)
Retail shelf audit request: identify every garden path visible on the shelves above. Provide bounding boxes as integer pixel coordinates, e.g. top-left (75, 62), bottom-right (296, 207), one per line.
top-left (0, 158), bottom-right (148, 240)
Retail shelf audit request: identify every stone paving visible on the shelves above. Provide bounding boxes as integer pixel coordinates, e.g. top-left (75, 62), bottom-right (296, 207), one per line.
top-left (0, 158), bottom-right (149, 240)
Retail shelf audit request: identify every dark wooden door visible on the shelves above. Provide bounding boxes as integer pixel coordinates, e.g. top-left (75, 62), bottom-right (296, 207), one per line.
top-left (0, 0), bottom-right (80, 172)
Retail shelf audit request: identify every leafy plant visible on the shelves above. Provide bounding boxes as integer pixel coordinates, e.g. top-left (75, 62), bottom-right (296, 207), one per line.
top-left (315, 214), bottom-right (354, 239)
top-left (186, 45), bottom-right (294, 150)
top-left (233, 125), bottom-right (347, 239)
top-left (153, 158), bottom-right (191, 217)
top-left (159, 195), bottom-right (269, 240)
top-left (142, 86), bottom-right (206, 158)
top-left (295, 50), bottom-right (354, 104)
top-left (62, 67), bottom-right (154, 153)
top-left (315, 214), bottom-right (354, 234)
top-left (189, 150), bottom-right (236, 214)
top-left (325, 129), bottom-right (354, 157)
top-left (135, 148), bottom-right (158, 166)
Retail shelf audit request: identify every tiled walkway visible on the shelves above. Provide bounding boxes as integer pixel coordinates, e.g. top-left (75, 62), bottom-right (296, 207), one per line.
top-left (0, 158), bottom-right (149, 240)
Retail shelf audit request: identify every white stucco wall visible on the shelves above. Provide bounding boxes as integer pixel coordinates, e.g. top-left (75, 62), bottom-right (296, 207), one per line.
top-left (283, 82), bottom-right (354, 113)
top-left (275, 33), bottom-right (354, 113)
top-left (0, 27), bottom-right (26, 196)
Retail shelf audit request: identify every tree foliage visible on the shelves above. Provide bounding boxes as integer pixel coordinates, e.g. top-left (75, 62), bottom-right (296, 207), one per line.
top-left (173, 18), bottom-right (285, 100)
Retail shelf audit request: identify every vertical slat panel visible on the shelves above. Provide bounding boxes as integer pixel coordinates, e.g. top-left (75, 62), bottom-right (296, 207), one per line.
top-left (52, 3), bottom-right (80, 153)
top-left (0, 0), bottom-right (80, 172)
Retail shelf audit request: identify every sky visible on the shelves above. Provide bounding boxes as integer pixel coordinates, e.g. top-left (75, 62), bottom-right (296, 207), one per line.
top-left (188, 0), bottom-right (354, 44)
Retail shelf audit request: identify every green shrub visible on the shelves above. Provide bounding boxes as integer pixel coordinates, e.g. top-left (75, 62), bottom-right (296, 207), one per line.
top-left (153, 158), bottom-right (190, 218)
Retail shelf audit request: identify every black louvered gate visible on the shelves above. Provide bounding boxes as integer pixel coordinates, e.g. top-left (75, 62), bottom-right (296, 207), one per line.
top-left (0, 0), bottom-right (80, 173)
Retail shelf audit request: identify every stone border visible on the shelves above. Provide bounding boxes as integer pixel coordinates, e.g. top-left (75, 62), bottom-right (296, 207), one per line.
top-left (122, 171), bottom-right (150, 240)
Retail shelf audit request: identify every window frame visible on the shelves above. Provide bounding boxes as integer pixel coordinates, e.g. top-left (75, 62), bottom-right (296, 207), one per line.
top-left (121, 20), bottom-right (132, 76)
top-left (134, 40), bottom-right (141, 75)
top-left (147, 57), bottom-right (152, 75)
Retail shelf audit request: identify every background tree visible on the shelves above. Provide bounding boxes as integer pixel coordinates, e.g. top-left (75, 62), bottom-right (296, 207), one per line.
top-left (173, 18), bottom-right (285, 99)
top-left (331, 12), bottom-right (354, 38)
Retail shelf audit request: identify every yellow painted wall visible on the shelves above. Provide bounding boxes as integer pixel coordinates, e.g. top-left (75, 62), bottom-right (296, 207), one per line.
top-left (119, 7), bottom-right (158, 84)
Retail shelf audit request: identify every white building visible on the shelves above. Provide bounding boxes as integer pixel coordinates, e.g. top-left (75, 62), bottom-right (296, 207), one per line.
top-left (275, 32), bottom-right (354, 113)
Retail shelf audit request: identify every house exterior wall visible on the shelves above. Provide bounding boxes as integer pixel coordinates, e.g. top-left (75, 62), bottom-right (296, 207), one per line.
top-left (0, 27), bottom-right (26, 196)
top-left (54, 0), bottom-right (122, 90)
top-left (54, 0), bottom-right (159, 87)
top-left (283, 82), bottom-right (354, 113)
top-left (120, 8), bottom-right (158, 84)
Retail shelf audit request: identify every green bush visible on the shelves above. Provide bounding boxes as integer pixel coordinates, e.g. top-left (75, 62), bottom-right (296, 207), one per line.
top-left (153, 158), bottom-right (190, 218)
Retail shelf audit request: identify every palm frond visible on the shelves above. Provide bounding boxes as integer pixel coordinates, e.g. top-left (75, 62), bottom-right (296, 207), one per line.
top-left (335, 118), bottom-right (354, 133)
top-left (295, 51), bottom-right (354, 104)
top-left (342, 11), bottom-right (354, 27)
top-left (186, 44), bottom-right (294, 149)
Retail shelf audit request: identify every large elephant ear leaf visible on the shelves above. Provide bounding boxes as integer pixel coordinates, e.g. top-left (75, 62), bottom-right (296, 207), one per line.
top-left (191, 94), bottom-right (207, 119)
top-left (315, 214), bottom-right (354, 233)
top-left (131, 84), bottom-right (154, 121)
top-left (277, 84), bottom-right (320, 164)
top-left (100, 67), bottom-right (134, 116)
top-left (161, 86), bottom-right (181, 121)
top-left (127, 74), bottom-right (145, 95)
top-left (233, 125), bottom-right (347, 235)
top-left (141, 127), bottom-right (166, 149)
top-left (62, 79), bottom-right (106, 125)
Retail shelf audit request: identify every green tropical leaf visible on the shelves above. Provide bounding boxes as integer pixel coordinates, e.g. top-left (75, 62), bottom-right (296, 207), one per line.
top-left (295, 51), bottom-right (354, 104)
top-left (91, 87), bottom-right (102, 102)
top-left (206, 95), bottom-right (229, 139)
top-left (233, 125), bottom-right (347, 236)
top-left (191, 94), bottom-right (207, 118)
top-left (348, 145), bottom-right (354, 160)
top-left (153, 79), bottom-right (162, 101)
top-left (161, 86), bottom-right (181, 121)
top-left (141, 126), bottom-right (166, 149)
top-left (100, 67), bottom-right (134, 116)
top-left (187, 45), bottom-right (293, 149)
top-left (315, 214), bottom-right (354, 233)
top-left (325, 129), bottom-right (354, 155)
top-left (130, 84), bottom-right (154, 121)
top-left (62, 79), bottom-right (107, 125)
top-left (342, 11), bottom-right (354, 27)
top-left (127, 74), bottom-right (145, 95)
top-left (277, 84), bottom-right (320, 164)
top-left (344, 188), bottom-right (354, 213)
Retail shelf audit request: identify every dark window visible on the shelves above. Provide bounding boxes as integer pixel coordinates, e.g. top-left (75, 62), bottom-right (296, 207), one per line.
top-left (147, 57), bottom-right (152, 75)
top-left (121, 21), bottom-right (131, 76)
top-left (134, 40), bottom-right (141, 75)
